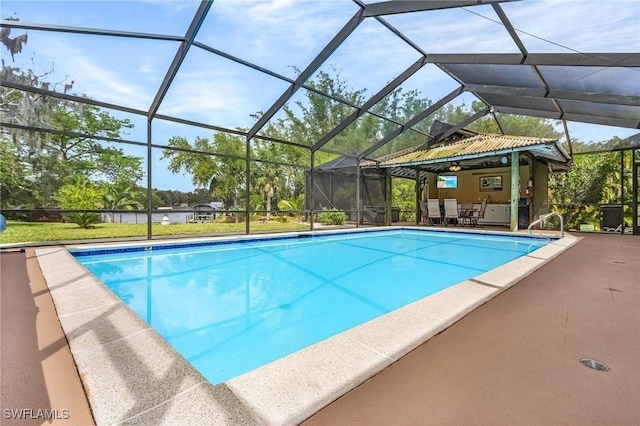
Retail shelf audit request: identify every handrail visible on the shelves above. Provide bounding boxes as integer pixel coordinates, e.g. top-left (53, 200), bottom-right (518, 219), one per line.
top-left (528, 212), bottom-right (564, 238)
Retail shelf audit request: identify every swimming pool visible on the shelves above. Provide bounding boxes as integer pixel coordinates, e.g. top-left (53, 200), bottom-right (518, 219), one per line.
top-left (72, 228), bottom-right (549, 385)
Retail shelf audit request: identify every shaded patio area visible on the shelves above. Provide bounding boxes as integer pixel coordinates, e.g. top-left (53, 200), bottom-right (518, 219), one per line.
top-left (1, 232), bottom-right (638, 425)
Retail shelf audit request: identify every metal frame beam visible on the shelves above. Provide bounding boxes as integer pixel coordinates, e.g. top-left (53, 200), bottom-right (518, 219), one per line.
top-left (492, 106), bottom-right (640, 129)
top-left (0, 19), bottom-right (182, 41)
top-left (425, 53), bottom-right (640, 67)
top-left (247, 10), bottom-right (365, 140)
top-left (362, 0), bottom-right (519, 17)
top-left (435, 106), bottom-right (491, 142)
top-left (147, 0), bottom-right (212, 120)
top-left (359, 87), bottom-right (464, 159)
top-left (1, 80), bottom-right (147, 116)
top-left (312, 56), bottom-right (428, 152)
top-left (466, 84), bottom-right (640, 106)
top-left (492, 4), bottom-right (528, 58)
top-left (193, 41), bottom-right (417, 134)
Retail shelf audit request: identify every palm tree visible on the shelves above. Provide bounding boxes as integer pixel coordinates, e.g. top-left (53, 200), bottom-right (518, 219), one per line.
top-left (101, 186), bottom-right (144, 223)
top-left (277, 195), bottom-right (305, 220)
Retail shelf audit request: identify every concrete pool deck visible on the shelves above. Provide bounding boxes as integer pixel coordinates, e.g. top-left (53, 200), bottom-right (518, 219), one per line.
top-left (2, 229), bottom-right (639, 425)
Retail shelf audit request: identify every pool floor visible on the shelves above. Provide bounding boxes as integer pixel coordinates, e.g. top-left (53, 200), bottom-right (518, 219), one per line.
top-left (73, 229), bottom-right (547, 385)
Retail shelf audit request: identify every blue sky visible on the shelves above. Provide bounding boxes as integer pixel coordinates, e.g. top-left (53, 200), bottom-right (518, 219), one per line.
top-left (2, 0), bottom-right (639, 191)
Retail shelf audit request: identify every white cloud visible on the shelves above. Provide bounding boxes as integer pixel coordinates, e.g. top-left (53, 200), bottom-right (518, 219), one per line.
top-left (200, 0), bottom-right (358, 75)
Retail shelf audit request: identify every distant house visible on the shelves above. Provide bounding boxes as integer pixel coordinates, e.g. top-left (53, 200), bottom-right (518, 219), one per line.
top-left (188, 202), bottom-right (224, 222)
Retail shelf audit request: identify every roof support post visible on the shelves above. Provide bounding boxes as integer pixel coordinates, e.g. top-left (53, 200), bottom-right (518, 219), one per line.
top-left (620, 151), bottom-right (625, 234)
top-left (633, 149), bottom-right (638, 235)
top-left (245, 137), bottom-right (251, 235)
top-left (356, 162), bottom-right (362, 228)
top-left (385, 169), bottom-right (392, 226)
top-left (146, 119), bottom-right (153, 240)
top-left (416, 167), bottom-right (421, 225)
top-left (510, 151), bottom-right (519, 232)
top-left (309, 151), bottom-right (315, 232)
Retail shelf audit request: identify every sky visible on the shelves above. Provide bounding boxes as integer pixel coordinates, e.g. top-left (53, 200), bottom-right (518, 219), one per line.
top-left (2, 0), bottom-right (639, 192)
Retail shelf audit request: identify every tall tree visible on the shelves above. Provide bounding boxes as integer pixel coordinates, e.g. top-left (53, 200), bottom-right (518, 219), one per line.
top-left (23, 103), bottom-right (137, 206)
top-left (548, 152), bottom-right (617, 227)
top-left (161, 133), bottom-right (246, 211)
top-left (0, 139), bottom-right (36, 208)
top-left (1, 28), bottom-right (142, 210)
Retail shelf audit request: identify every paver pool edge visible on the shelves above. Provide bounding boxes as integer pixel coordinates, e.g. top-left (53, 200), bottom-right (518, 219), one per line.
top-left (36, 227), bottom-right (579, 425)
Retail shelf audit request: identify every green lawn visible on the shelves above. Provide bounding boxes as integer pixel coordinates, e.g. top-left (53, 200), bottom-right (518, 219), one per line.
top-left (0, 220), bottom-right (310, 244)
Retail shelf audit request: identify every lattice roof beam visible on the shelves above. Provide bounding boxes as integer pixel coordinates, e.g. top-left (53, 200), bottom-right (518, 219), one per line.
top-left (148, 0), bottom-right (212, 120)
top-left (247, 9), bottom-right (366, 141)
top-left (362, 0), bottom-right (520, 17)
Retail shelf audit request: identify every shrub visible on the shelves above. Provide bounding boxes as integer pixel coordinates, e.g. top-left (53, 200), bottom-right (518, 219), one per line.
top-left (66, 213), bottom-right (101, 229)
top-left (316, 209), bottom-right (347, 225)
top-left (55, 176), bottom-right (105, 229)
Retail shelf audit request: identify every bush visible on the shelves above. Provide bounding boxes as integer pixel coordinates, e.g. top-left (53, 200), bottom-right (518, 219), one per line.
top-left (316, 209), bottom-right (347, 225)
top-left (66, 212), bottom-right (101, 229)
top-left (55, 176), bottom-right (104, 229)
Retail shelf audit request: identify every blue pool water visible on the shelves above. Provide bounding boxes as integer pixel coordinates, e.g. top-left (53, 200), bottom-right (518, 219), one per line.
top-left (73, 229), bottom-right (548, 384)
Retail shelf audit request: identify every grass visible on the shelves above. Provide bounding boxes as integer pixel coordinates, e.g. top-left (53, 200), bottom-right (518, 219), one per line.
top-left (0, 220), bottom-right (311, 244)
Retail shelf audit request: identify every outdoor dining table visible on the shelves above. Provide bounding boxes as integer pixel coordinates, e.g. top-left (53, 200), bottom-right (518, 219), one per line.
top-left (458, 208), bottom-right (478, 226)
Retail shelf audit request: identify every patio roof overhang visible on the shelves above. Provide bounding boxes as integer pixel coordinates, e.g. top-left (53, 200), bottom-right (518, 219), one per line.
top-left (368, 132), bottom-right (571, 179)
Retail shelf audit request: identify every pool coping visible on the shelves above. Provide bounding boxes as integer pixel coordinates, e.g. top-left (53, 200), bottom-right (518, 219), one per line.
top-left (35, 227), bottom-right (579, 425)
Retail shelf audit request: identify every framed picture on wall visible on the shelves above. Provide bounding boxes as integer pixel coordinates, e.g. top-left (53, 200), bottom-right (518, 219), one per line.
top-left (479, 176), bottom-right (502, 191)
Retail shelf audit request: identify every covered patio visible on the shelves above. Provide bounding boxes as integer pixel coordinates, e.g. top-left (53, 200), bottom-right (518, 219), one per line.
top-left (311, 124), bottom-right (572, 231)
top-left (376, 124), bottom-right (572, 231)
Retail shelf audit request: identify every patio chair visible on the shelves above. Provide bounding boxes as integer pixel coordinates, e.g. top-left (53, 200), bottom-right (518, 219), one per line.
top-left (443, 199), bottom-right (459, 225)
top-left (458, 202), bottom-right (474, 226)
top-left (420, 200), bottom-right (428, 224)
top-left (468, 198), bottom-right (488, 227)
top-left (427, 199), bottom-right (442, 224)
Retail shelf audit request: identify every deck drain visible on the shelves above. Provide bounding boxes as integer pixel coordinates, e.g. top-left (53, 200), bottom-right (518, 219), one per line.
top-left (580, 358), bottom-right (609, 371)
top-left (613, 261), bottom-right (626, 264)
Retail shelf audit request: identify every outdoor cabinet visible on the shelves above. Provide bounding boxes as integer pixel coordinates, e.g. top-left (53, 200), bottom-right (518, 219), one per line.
top-left (477, 203), bottom-right (510, 226)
